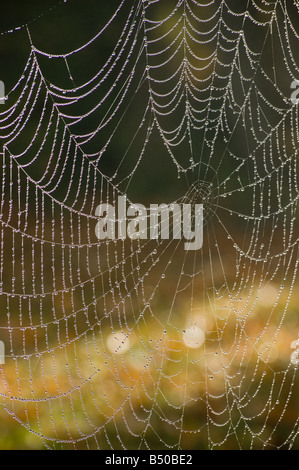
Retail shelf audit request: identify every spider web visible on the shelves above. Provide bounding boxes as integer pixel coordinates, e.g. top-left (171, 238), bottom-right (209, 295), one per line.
top-left (0, 0), bottom-right (299, 450)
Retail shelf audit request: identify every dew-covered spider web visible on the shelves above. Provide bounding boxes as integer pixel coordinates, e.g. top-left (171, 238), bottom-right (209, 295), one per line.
top-left (0, 0), bottom-right (299, 450)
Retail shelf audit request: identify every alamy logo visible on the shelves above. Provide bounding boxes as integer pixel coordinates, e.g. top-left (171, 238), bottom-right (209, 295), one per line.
top-left (291, 80), bottom-right (299, 105)
top-left (0, 341), bottom-right (5, 364)
top-left (290, 336), bottom-right (299, 366)
top-left (0, 81), bottom-right (5, 105)
top-left (95, 196), bottom-right (203, 251)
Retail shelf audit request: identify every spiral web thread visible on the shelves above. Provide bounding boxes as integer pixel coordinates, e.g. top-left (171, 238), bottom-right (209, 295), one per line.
top-left (0, 0), bottom-right (299, 450)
